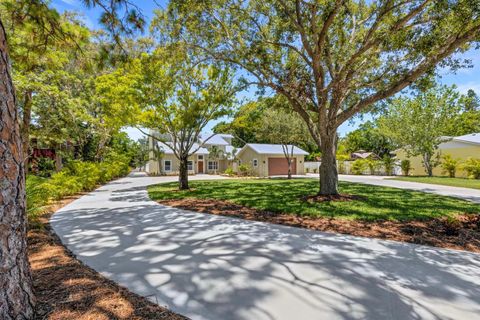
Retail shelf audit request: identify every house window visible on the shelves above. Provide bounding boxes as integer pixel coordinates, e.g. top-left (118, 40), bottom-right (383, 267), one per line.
top-left (253, 159), bottom-right (258, 167)
top-left (164, 160), bottom-right (172, 172)
top-left (198, 155), bottom-right (204, 160)
top-left (187, 160), bottom-right (193, 171)
top-left (208, 161), bottom-right (218, 170)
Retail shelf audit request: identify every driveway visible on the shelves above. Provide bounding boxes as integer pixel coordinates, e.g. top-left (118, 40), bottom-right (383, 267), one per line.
top-left (305, 174), bottom-right (480, 203)
top-left (51, 173), bottom-right (480, 320)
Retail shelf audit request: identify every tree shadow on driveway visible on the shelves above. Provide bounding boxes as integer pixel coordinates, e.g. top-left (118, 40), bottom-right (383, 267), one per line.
top-left (51, 178), bottom-right (480, 320)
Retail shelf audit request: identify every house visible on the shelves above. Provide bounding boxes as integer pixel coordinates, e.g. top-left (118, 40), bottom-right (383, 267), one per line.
top-left (236, 143), bottom-right (309, 176)
top-left (350, 150), bottom-right (380, 160)
top-left (146, 133), bottom-right (236, 175)
top-left (394, 133), bottom-right (480, 177)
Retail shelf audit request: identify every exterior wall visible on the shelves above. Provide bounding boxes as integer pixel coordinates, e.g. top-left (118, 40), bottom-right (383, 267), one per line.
top-left (148, 154), bottom-right (197, 175)
top-left (395, 142), bottom-right (480, 177)
top-left (238, 147), bottom-right (305, 177)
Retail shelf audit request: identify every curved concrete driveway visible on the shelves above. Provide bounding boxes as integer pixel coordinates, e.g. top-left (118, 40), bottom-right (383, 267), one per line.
top-left (51, 173), bottom-right (480, 320)
top-left (337, 175), bottom-right (480, 203)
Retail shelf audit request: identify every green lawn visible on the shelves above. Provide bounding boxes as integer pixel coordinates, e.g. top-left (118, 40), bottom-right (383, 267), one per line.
top-left (390, 176), bottom-right (480, 190)
top-left (148, 179), bottom-right (480, 222)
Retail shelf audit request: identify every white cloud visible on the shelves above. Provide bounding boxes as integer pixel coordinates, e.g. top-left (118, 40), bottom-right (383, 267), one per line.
top-left (456, 82), bottom-right (480, 94)
top-left (61, 0), bottom-right (78, 5)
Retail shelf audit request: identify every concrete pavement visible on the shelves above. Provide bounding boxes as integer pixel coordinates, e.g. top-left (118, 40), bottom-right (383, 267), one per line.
top-left (51, 173), bottom-right (480, 320)
top-left (338, 175), bottom-right (480, 203)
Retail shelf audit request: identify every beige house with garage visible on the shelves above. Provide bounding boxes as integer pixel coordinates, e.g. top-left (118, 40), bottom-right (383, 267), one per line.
top-left (236, 143), bottom-right (309, 177)
top-left (146, 133), bottom-right (237, 175)
top-left (394, 133), bottom-right (480, 177)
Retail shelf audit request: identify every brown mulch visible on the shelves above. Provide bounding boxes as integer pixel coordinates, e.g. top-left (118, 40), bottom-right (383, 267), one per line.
top-left (158, 198), bottom-right (480, 253)
top-left (28, 197), bottom-right (185, 320)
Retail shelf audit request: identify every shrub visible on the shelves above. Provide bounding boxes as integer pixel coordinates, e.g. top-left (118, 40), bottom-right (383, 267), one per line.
top-left (400, 159), bottom-right (411, 176)
top-left (462, 157), bottom-right (480, 179)
top-left (382, 156), bottom-right (395, 176)
top-left (238, 164), bottom-right (250, 176)
top-left (441, 154), bottom-right (460, 178)
top-left (224, 167), bottom-right (235, 176)
top-left (337, 154), bottom-right (350, 174)
top-left (366, 159), bottom-right (380, 175)
top-left (26, 153), bottom-right (131, 224)
top-left (351, 159), bottom-right (368, 175)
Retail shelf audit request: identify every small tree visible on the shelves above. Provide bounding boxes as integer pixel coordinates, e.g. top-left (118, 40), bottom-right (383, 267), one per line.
top-left (208, 145), bottom-right (223, 174)
top-left (256, 100), bottom-right (312, 179)
top-left (400, 159), bottom-right (412, 176)
top-left (441, 154), bottom-right (460, 178)
top-left (382, 156), bottom-right (396, 176)
top-left (379, 85), bottom-right (462, 176)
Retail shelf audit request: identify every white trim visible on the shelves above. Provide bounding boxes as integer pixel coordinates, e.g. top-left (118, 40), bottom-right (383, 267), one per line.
top-left (208, 160), bottom-right (218, 170)
top-left (187, 160), bottom-right (193, 171)
top-left (163, 159), bottom-right (172, 172)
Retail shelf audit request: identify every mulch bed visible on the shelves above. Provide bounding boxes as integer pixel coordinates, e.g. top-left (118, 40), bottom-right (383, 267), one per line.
top-left (158, 198), bottom-right (480, 253)
top-left (28, 197), bottom-right (185, 320)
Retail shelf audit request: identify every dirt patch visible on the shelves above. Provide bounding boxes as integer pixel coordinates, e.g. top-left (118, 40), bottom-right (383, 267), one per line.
top-left (158, 198), bottom-right (480, 253)
top-left (28, 197), bottom-right (185, 320)
top-left (301, 193), bottom-right (366, 202)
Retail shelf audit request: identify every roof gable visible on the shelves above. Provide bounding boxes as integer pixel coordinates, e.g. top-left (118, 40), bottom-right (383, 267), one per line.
top-left (239, 143), bottom-right (309, 156)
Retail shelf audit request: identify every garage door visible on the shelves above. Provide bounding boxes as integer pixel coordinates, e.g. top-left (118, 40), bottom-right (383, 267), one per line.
top-left (268, 158), bottom-right (297, 176)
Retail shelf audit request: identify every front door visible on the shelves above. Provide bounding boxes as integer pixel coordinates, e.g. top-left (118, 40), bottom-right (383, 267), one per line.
top-left (198, 161), bottom-right (204, 173)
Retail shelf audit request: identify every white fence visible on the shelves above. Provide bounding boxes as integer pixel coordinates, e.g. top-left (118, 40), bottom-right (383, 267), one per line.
top-left (305, 160), bottom-right (401, 176)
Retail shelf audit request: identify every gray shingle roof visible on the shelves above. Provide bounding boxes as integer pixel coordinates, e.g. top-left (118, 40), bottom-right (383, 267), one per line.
top-left (245, 143), bottom-right (309, 155)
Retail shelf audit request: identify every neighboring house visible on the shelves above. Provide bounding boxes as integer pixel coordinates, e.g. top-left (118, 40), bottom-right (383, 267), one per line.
top-left (394, 133), bottom-right (480, 177)
top-left (350, 150), bottom-right (380, 160)
top-left (146, 133), bottom-right (235, 175)
top-left (236, 143), bottom-right (309, 177)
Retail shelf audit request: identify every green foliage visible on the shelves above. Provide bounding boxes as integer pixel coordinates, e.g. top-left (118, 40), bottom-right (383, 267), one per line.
top-left (224, 167), bottom-right (235, 176)
top-left (400, 160), bottom-right (412, 176)
top-left (366, 159), bottom-right (380, 175)
top-left (462, 158), bottom-right (480, 179)
top-left (382, 156), bottom-right (396, 176)
top-left (337, 154), bottom-right (350, 174)
top-left (344, 121), bottom-right (396, 158)
top-left (351, 159), bottom-right (368, 175)
top-left (441, 154), bottom-right (461, 178)
top-left (26, 153), bottom-right (131, 224)
top-left (378, 85), bottom-right (461, 176)
top-left (148, 179), bottom-right (480, 222)
top-left (238, 164), bottom-right (250, 176)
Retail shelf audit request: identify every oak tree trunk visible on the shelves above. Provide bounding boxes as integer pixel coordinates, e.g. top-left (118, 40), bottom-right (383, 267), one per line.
top-left (178, 155), bottom-right (189, 190)
top-left (0, 19), bottom-right (35, 319)
top-left (319, 133), bottom-right (339, 195)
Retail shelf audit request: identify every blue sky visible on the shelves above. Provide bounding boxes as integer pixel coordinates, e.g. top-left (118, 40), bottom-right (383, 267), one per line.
top-left (53, 0), bottom-right (480, 140)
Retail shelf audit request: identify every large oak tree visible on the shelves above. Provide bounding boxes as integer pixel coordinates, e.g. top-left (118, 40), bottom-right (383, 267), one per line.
top-left (160, 0), bottom-right (480, 195)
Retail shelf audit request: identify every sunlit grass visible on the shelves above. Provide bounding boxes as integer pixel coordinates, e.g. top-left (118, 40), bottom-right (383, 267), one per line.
top-left (148, 179), bottom-right (480, 221)
top-left (390, 176), bottom-right (480, 190)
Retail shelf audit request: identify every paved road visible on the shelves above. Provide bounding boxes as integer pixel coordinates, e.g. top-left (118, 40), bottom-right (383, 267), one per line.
top-left (51, 173), bottom-right (480, 320)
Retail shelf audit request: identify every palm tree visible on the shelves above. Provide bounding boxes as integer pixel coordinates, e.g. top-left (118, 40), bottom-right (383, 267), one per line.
top-left (208, 145), bottom-right (223, 174)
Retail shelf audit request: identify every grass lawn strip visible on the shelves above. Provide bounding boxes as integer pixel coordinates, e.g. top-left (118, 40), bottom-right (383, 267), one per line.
top-left (148, 179), bottom-right (480, 253)
top-left (390, 176), bottom-right (480, 190)
top-left (28, 197), bottom-right (185, 320)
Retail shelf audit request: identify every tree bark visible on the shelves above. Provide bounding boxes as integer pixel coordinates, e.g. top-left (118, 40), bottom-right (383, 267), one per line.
top-left (287, 158), bottom-right (292, 179)
top-left (319, 133), bottom-right (339, 195)
top-left (178, 155), bottom-right (189, 190)
top-left (21, 90), bottom-right (32, 171)
top-left (0, 19), bottom-right (35, 319)
top-left (423, 153), bottom-right (433, 177)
